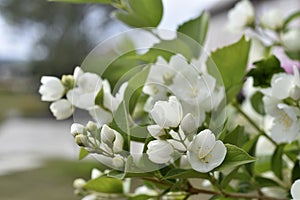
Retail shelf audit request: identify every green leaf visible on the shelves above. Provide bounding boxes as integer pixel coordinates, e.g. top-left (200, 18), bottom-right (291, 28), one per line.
top-left (207, 36), bottom-right (251, 102)
top-left (220, 126), bottom-right (248, 148)
top-left (129, 194), bottom-right (155, 200)
top-left (134, 38), bottom-right (195, 63)
top-left (250, 91), bottom-right (266, 115)
top-left (285, 50), bottom-right (300, 62)
top-left (163, 169), bottom-right (209, 180)
top-left (215, 144), bottom-right (256, 171)
top-left (221, 167), bottom-right (239, 188)
top-left (283, 11), bottom-right (300, 29)
top-left (177, 12), bottom-right (209, 57)
top-left (123, 65), bottom-right (150, 114)
top-left (255, 176), bottom-right (279, 187)
top-left (83, 177), bottom-right (123, 193)
top-left (79, 147), bottom-right (89, 160)
top-left (247, 55), bottom-right (284, 88)
top-left (271, 144), bottom-right (284, 179)
top-left (49, 0), bottom-right (111, 3)
top-left (254, 155), bottom-right (272, 174)
top-left (292, 160), bottom-right (300, 182)
top-left (114, 0), bottom-right (163, 28)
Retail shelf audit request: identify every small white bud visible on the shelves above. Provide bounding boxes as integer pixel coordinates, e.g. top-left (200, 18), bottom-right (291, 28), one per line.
top-left (86, 121), bottom-right (98, 132)
top-left (112, 155), bottom-right (125, 168)
top-left (101, 125), bottom-right (116, 145)
top-left (73, 178), bottom-right (86, 189)
top-left (70, 123), bottom-right (85, 137)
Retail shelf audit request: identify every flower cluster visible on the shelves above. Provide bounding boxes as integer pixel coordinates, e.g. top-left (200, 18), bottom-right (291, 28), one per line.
top-left (262, 66), bottom-right (300, 143)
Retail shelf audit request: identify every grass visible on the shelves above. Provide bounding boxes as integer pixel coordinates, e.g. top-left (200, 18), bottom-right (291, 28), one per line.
top-left (0, 159), bottom-right (100, 200)
top-left (0, 92), bottom-right (48, 121)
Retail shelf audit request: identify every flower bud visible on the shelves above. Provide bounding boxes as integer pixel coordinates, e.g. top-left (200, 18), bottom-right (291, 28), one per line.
top-left (61, 75), bottom-right (75, 90)
top-left (73, 178), bottom-right (86, 189)
top-left (70, 123), bottom-right (85, 137)
top-left (112, 155), bottom-right (125, 168)
top-left (86, 121), bottom-right (98, 133)
top-left (101, 125), bottom-right (116, 145)
top-left (260, 10), bottom-right (283, 31)
top-left (180, 113), bottom-right (197, 135)
top-left (75, 135), bottom-right (88, 147)
top-left (50, 99), bottom-right (73, 120)
top-left (147, 125), bottom-right (165, 139)
top-left (73, 66), bottom-right (84, 81)
top-left (91, 168), bottom-right (103, 179)
top-left (146, 140), bottom-right (174, 164)
top-left (282, 29), bottom-right (300, 52)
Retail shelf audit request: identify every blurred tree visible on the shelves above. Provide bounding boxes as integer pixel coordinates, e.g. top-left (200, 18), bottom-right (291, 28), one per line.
top-left (0, 0), bottom-right (114, 76)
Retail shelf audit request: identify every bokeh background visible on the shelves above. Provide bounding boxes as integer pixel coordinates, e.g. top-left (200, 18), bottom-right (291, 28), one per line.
top-left (0, 0), bottom-right (299, 199)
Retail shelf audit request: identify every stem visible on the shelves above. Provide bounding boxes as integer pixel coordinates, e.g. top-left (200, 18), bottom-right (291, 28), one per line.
top-left (232, 101), bottom-right (277, 146)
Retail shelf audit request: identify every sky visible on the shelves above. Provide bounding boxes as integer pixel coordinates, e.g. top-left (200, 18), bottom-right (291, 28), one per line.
top-left (0, 0), bottom-right (225, 61)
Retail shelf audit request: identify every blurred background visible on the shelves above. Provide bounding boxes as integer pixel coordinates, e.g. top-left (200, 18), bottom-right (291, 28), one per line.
top-left (0, 0), bottom-right (299, 199)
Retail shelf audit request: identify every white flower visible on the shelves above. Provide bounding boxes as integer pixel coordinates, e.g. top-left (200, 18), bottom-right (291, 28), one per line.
top-left (134, 186), bottom-right (158, 196)
top-left (102, 80), bottom-right (128, 112)
top-left (88, 105), bottom-right (113, 125)
top-left (73, 66), bottom-right (84, 81)
top-left (67, 72), bottom-right (102, 110)
top-left (180, 113), bottom-right (198, 135)
top-left (150, 96), bottom-right (183, 128)
top-left (167, 129), bottom-right (190, 152)
top-left (50, 99), bottom-right (73, 120)
top-left (147, 125), bottom-right (165, 139)
top-left (100, 125), bottom-right (124, 153)
top-left (147, 140), bottom-right (174, 164)
top-left (266, 103), bottom-right (300, 143)
top-left (39, 76), bottom-right (64, 101)
top-left (283, 29), bottom-right (300, 52)
top-left (260, 9), bottom-right (284, 30)
top-left (291, 179), bottom-right (300, 200)
top-left (263, 66), bottom-right (300, 100)
top-left (70, 123), bottom-right (85, 136)
top-left (187, 129), bottom-right (226, 173)
top-left (227, 0), bottom-right (255, 32)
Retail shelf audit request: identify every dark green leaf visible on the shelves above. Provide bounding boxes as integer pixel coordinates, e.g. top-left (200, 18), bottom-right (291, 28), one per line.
top-left (178, 12), bottom-right (209, 46)
top-left (49, 0), bottom-right (111, 3)
top-left (83, 177), bottom-right (123, 193)
top-left (221, 167), bottom-right (239, 188)
top-left (255, 176), bottom-right (279, 187)
top-left (163, 169), bottom-right (209, 180)
top-left (247, 55), bottom-right (284, 88)
top-left (79, 147), bottom-right (89, 160)
top-left (207, 36), bottom-right (251, 102)
top-left (221, 126), bottom-right (247, 147)
top-left (215, 144), bottom-right (256, 171)
top-left (271, 144), bottom-right (284, 179)
top-left (114, 0), bottom-right (163, 28)
top-left (292, 160), bottom-right (300, 182)
top-left (250, 91), bottom-right (266, 115)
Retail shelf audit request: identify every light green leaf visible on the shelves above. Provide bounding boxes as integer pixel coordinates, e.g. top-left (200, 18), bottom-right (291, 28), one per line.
top-left (250, 91), bottom-right (266, 115)
top-left (49, 0), bottom-right (111, 3)
top-left (163, 169), bottom-right (209, 180)
top-left (283, 11), bottom-right (300, 29)
top-left (178, 12), bottom-right (209, 46)
top-left (79, 147), bottom-right (89, 160)
top-left (215, 144), bottom-right (256, 171)
top-left (271, 144), bottom-right (284, 179)
top-left (219, 126), bottom-right (248, 148)
top-left (114, 0), bottom-right (163, 28)
top-left (207, 36), bottom-right (251, 102)
top-left (123, 65), bottom-right (150, 114)
top-left (254, 155), bottom-right (272, 174)
top-left (83, 177), bottom-right (123, 193)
